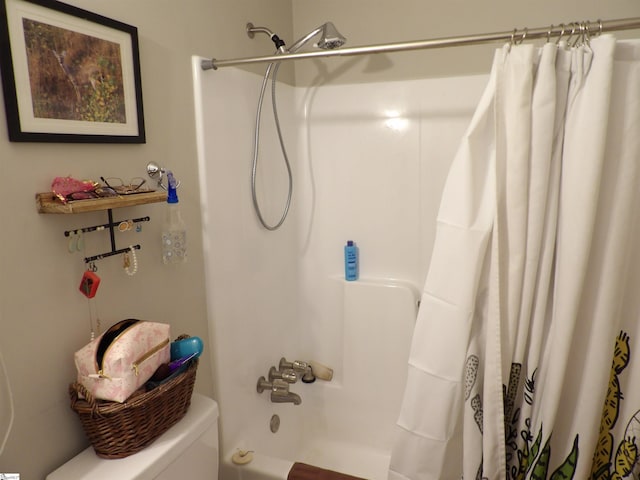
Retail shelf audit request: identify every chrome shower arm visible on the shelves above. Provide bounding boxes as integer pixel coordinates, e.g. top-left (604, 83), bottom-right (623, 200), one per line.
top-left (246, 23), bottom-right (286, 52)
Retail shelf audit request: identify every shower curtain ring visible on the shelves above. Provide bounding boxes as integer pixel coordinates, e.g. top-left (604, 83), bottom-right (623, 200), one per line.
top-left (572, 22), bottom-right (585, 47)
top-left (580, 22), bottom-right (591, 46)
top-left (546, 24), bottom-right (553, 43)
top-left (510, 28), bottom-right (517, 46)
top-left (583, 22), bottom-right (592, 46)
top-left (556, 23), bottom-right (566, 44)
top-left (565, 22), bottom-right (577, 45)
top-left (518, 27), bottom-right (528, 44)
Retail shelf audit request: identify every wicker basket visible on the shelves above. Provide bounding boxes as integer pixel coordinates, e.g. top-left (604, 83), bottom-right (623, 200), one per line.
top-left (69, 356), bottom-right (198, 459)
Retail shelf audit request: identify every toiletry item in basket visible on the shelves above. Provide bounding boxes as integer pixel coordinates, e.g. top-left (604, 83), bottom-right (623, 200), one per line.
top-left (147, 353), bottom-right (198, 387)
top-left (74, 319), bottom-right (171, 402)
top-left (170, 336), bottom-right (204, 360)
top-left (168, 352), bottom-right (198, 372)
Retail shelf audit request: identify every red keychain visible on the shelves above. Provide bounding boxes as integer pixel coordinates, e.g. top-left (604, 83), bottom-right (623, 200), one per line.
top-left (79, 270), bottom-right (101, 298)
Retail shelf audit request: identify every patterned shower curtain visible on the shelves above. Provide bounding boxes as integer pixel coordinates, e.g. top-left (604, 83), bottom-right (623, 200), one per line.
top-left (389, 34), bottom-right (640, 480)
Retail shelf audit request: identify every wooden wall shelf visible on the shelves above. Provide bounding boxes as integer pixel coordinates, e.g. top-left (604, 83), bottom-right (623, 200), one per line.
top-left (36, 190), bottom-right (167, 214)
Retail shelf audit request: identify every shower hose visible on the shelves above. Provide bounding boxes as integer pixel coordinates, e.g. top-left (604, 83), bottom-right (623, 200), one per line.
top-left (251, 60), bottom-right (293, 231)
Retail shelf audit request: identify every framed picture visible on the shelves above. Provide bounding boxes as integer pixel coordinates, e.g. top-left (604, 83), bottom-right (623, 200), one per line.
top-left (0, 0), bottom-right (145, 142)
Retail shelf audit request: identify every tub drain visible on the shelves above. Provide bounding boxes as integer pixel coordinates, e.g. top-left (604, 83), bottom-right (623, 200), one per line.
top-left (270, 414), bottom-right (280, 433)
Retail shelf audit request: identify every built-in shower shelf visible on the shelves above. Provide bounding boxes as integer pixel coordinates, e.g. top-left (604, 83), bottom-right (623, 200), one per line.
top-left (35, 190), bottom-right (167, 214)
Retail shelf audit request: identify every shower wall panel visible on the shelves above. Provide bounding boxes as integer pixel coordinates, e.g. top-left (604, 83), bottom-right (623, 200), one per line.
top-left (194, 57), bottom-right (488, 472)
top-left (293, 75), bottom-right (488, 373)
top-left (194, 63), bottom-right (304, 460)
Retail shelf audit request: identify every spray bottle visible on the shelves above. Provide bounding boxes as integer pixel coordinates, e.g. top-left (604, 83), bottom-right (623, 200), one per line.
top-left (161, 171), bottom-right (187, 264)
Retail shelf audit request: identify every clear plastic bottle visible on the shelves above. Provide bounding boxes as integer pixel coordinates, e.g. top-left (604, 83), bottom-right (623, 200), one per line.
top-left (161, 172), bottom-right (187, 264)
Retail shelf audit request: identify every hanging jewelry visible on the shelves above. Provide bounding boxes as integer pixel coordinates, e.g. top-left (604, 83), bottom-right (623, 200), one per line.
top-left (87, 294), bottom-right (103, 341)
top-left (124, 246), bottom-right (138, 276)
top-left (68, 230), bottom-right (80, 253)
top-left (67, 231), bottom-right (77, 253)
top-left (118, 220), bottom-right (134, 232)
top-left (76, 231), bottom-right (84, 251)
top-left (88, 297), bottom-right (96, 341)
top-left (67, 230), bottom-right (85, 253)
top-left (79, 266), bottom-right (101, 340)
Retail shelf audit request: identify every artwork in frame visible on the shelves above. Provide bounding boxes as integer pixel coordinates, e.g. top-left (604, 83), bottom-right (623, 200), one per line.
top-left (0, 0), bottom-right (145, 143)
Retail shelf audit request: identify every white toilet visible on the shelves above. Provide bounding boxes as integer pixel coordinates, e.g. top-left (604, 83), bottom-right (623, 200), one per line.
top-left (46, 393), bottom-right (219, 480)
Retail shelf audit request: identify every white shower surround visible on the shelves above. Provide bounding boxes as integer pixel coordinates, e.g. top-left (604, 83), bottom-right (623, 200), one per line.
top-left (192, 57), bottom-right (487, 480)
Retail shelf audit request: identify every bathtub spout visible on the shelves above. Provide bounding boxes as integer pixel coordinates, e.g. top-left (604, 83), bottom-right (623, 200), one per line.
top-left (271, 391), bottom-right (302, 405)
top-left (257, 375), bottom-right (302, 405)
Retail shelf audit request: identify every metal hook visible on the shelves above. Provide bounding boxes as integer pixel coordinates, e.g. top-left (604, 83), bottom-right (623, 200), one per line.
top-left (517, 27), bottom-right (528, 45)
top-left (583, 22), bottom-right (591, 47)
top-left (573, 22), bottom-right (586, 47)
top-left (565, 22), bottom-right (578, 46)
top-left (556, 23), bottom-right (566, 45)
top-left (510, 28), bottom-right (517, 46)
top-left (580, 21), bottom-right (593, 47)
top-left (546, 24), bottom-right (553, 43)
top-left (146, 161), bottom-right (181, 191)
top-left (572, 22), bottom-right (581, 47)
top-left (510, 28), bottom-right (527, 47)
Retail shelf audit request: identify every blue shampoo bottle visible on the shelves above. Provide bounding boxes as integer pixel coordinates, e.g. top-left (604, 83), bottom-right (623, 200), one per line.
top-left (344, 240), bottom-right (359, 281)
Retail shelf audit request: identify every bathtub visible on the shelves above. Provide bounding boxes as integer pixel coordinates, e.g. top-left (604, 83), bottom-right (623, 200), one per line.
top-left (223, 440), bottom-right (392, 480)
top-left (215, 278), bottom-right (419, 480)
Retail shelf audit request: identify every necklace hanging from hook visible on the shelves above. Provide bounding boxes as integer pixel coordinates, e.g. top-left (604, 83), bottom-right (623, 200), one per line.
top-left (123, 246), bottom-right (138, 276)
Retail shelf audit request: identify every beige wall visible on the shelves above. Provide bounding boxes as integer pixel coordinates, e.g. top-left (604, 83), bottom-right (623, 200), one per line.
top-left (0, 1), bottom-right (290, 478)
top-left (292, 0), bottom-right (640, 85)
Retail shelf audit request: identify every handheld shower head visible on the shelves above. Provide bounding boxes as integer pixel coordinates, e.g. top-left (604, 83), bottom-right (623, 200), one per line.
top-left (317, 22), bottom-right (347, 50)
top-left (244, 20), bottom-right (346, 230)
top-left (288, 22), bottom-right (347, 53)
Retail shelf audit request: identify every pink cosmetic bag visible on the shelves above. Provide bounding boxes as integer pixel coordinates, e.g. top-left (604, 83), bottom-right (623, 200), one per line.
top-left (74, 319), bottom-right (170, 403)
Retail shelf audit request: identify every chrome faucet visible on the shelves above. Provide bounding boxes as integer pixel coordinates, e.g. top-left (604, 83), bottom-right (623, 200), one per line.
top-left (256, 375), bottom-right (302, 405)
top-left (256, 357), bottom-right (333, 405)
top-left (269, 366), bottom-right (298, 383)
top-left (271, 390), bottom-right (302, 405)
top-left (279, 357), bottom-right (316, 383)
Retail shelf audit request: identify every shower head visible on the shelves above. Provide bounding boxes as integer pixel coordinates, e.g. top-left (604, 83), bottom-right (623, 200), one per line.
top-left (288, 22), bottom-right (347, 53)
top-left (317, 22), bottom-right (347, 50)
top-left (246, 21), bottom-right (347, 56)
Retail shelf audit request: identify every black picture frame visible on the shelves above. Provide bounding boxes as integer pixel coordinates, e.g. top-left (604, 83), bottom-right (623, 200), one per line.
top-left (0, 0), bottom-right (145, 143)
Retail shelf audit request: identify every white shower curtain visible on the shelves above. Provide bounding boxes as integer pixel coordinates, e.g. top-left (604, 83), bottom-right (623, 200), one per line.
top-left (389, 34), bottom-right (640, 480)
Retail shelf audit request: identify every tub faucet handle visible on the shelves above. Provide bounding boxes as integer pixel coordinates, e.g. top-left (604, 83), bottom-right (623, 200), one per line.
top-left (269, 366), bottom-right (298, 383)
top-left (279, 357), bottom-right (315, 382)
top-left (279, 357), bottom-right (309, 373)
top-left (257, 376), bottom-right (289, 394)
top-left (279, 358), bottom-right (334, 382)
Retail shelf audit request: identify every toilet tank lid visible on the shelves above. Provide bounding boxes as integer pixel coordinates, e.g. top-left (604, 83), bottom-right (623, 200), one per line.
top-left (46, 394), bottom-right (219, 480)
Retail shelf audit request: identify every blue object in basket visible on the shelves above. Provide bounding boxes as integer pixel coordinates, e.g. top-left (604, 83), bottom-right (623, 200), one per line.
top-left (171, 336), bottom-right (204, 361)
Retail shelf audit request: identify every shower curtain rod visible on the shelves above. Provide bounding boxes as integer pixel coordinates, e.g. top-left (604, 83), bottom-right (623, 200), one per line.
top-left (202, 17), bottom-right (640, 71)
